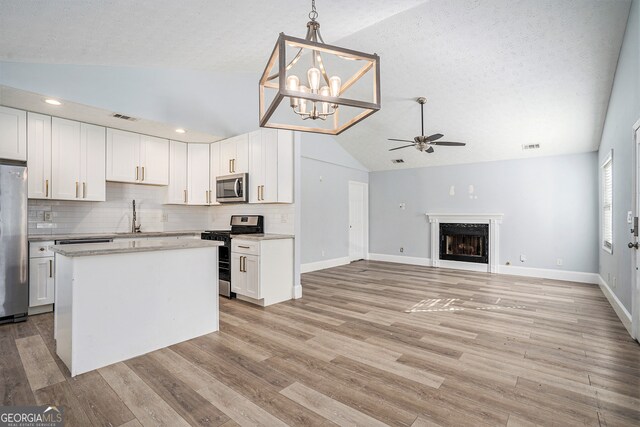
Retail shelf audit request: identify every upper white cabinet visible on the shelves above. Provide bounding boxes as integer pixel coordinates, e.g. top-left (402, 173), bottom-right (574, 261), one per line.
top-left (106, 129), bottom-right (168, 185)
top-left (51, 118), bottom-right (106, 201)
top-left (27, 113), bottom-right (52, 199)
top-left (187, 144), bottom-right (210, 205)
top-left (248, 129), bottom-right (293, 203)
top-left (167, 140), bottom-right (188, 204)
top-left (209, 142), bottom-right (221, 205)
top-left (219, 134), bottom-right (248, 175)
top-left (0, 106), bottom-right (27, 161)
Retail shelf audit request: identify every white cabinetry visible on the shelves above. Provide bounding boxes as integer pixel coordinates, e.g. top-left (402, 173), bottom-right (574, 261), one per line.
top-left (209, 142), bottom-right (220, 205)
top-left (29, 241), bottom-right (55, 313)
top-left (167, 140), bottom-right (188, 204)
top-left (106, 129), bottom-right (169, 185)
top-left (187, 144), bottom-right (210, 205)
top-left (231, 237), bottom-right (294, 306)
top-left (27, 113), bottom-right (52, 199)
top-left (0, 106), bottom-right (27, 161)
top-left (219, 134), bottom-right (248, 175)
top-left (248, 129), bottom-right (293, 203)
top-left (52, 118), bottom-right (106, 201)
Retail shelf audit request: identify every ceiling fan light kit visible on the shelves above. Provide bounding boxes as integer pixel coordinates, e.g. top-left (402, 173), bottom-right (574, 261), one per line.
top-left (259, 0), bottom-right (381, 135)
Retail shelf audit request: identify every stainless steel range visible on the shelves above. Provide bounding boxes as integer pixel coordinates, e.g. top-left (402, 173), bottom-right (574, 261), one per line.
top-left (201, 215), bottom-right (264, 298)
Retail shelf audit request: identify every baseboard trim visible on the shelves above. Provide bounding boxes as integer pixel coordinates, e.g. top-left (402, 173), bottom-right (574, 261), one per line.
top-left (597, 275), bottom-right (632, 335)
top-left (301, 256), bottom-right (350, 273)
top-left (293, 285), bottom-right (303, 299)
top-left (367, 253), bottom-right (432, 266)
top-left (497, 265), bottom-right (600, 284)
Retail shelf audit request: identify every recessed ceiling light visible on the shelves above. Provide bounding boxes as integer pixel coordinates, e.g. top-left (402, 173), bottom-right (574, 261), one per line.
top-left (175, 128), bottom-right (186, 134)
top-left (44, 99), bottom-right (62, 106)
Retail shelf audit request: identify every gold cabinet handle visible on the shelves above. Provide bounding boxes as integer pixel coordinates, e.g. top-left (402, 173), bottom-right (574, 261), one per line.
top-left (229, 159), bottom-right (232, 173)
top-left (75, 181), bottom-right (79, 198)
top-left (232, 158), bottom-right (235, 173)
top-left (45, 179), bottom-right (49, 198)
top-left (257, 185), bottom-right (261, 201)
top-left (206, 190), bottom-right (209, 204)
top-left (83, 182), bottom-right (87, 198)
top-left (141, 166), bottom-right (145, 181)
top-left (209, 190), bottom-right (213, 203)
top-left (262, 185), bottom-right (265, 201)
top-left (49, 259), bottom-right (53, 278)
top-left (184, 189), bottom-right (187, 203)
top-left (136, 166), bottom-right (139, 181)
top-left (238, 245), bottom-right (250, 249)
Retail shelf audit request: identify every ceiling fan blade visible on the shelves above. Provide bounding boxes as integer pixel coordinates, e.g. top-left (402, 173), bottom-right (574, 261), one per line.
top-left (389, 144), bottom-right (415, 151)
top-left (426, 146), bottom-right (435, 153)
top-left (431, 141), bottom-right (466, 146)
top-left (388, 138), bottom-right (414, 143)
top-left (425, 133), bottom-right (444, 142)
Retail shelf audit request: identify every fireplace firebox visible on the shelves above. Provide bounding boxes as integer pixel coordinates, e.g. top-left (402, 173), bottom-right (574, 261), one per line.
top-left (439, 223), bottom-right (489, 264)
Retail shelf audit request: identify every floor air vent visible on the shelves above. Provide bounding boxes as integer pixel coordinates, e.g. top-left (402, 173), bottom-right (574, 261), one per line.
top-left (111, 113), bottom-right (139, 121)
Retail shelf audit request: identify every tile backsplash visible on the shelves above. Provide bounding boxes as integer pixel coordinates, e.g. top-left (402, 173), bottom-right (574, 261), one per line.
top-left (28, 182), bottom-right (295, 236)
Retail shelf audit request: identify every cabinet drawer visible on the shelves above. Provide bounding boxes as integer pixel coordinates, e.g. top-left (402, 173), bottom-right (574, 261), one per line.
top-left (29, 241), bottom-right (55, 258)
top-left (232, 239), bottom-right (260, 255)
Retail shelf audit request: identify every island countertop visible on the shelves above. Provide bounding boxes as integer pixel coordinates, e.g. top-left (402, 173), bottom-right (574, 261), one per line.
top-left (29, 230), bottom-right (204, 242)
top-left (232, 233), bottom-right (294, 241)
top-left (51, 239), bottom-right (222, 257)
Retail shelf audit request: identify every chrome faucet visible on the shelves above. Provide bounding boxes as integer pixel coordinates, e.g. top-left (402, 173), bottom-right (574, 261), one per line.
top-left (131, 200), bottom-right (141, 233)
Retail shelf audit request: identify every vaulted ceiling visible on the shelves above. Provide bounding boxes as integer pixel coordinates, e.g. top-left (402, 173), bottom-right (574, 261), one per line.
top-left (0, 0), bottom-right (631, 170)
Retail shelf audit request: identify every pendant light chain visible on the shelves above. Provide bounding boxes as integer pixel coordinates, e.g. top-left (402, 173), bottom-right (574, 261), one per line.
top-left (309, 0), bottom-right (318, 21)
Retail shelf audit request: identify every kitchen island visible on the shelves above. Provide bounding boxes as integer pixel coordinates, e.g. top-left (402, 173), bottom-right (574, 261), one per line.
top-left (51, 238), bottom-right (222, 376)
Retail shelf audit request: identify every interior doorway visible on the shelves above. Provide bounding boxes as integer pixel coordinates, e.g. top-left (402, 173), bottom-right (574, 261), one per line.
top-left (348, 181), bottom-right (368, 262)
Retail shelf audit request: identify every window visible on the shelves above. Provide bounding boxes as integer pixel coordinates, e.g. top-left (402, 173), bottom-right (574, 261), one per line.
top-left (602, 151), bottom-right (613, 253)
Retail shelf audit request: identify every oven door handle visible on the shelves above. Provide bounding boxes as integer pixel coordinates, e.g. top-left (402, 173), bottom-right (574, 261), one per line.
top-left (233, 178), bottom-right (240, 197)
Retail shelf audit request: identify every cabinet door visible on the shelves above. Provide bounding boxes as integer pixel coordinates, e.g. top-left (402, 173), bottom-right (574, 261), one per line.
top-left (106, 129), bottom-right (140, 183)
top-left (29, 257), bottom-right (54, 307)
top-left (27, 113), bottom-right (52, 199)
top-left (262, 129), bottom-right (279, 203)
top-left (167, 141), bottom-right (188, 204)
top-left (230, 253), bottom-right (246, 294)
top-left (51, 118), bottom-right (82, 200)
top-left (80, 123), bottom-right (106, 201)
top-left (243, 254), bottom-right (260, 299)
top-left (219, 138), bottom-right (236, 174)
top-left (0, 106), bottom-right (27, 161)
top-left (187, 144), bottom-right (210, 205)
top-left (234, 133), bottom-right (249, 174)
top-left (209, 142), bottom-right (220, 205)
top-left (276, 130), bottom-right (294, 203)
top-left (140, 136), bottom-right (169, 185)
top-left (248, 131), bottom-right (263, 203)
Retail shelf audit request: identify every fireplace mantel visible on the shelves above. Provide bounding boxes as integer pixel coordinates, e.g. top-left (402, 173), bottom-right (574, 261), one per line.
top-left (425, 213), bottom-right (504, 273)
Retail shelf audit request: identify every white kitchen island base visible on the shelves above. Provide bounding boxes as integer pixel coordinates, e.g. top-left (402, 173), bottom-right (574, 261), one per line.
top-left (52, 240), bottom-right (220, 377)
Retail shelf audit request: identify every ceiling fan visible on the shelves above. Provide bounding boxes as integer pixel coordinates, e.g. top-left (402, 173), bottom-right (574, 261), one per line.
top-left (389, 97), bottom-right (466, 153)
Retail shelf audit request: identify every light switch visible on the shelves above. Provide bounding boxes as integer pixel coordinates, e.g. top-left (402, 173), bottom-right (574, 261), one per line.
top-left (399, 203), bottom-right (406, 210)
top-left (628, 211), bottom-right (633, 224)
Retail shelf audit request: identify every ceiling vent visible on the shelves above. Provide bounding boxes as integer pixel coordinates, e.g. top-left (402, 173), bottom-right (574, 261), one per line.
top-left (391, 159), bottom-right (404, 164)
top-left (522, 143), bottom-right (540, 151)
top-left (111, 113), bottom-right (139, 122)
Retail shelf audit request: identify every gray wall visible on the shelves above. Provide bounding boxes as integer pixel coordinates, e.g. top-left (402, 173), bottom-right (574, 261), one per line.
top-left (301, 133), bottom-right (368, 265)
top-left (369, 152), bottom-right (598, 273)
top-left (0, 61), bottom-right (259, 138)
top-left (597, 0), bottom-right (639, 311)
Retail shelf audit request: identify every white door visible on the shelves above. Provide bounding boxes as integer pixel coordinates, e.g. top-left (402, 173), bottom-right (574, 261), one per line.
top-left (106, 128), bottom-right (140, 183)
top-left (27, 113), bottom-right (52, 199)
top-left (80, 123), bottom-right (106, 201)
top-left (187, 143), bottom-right (210, 205)
top-left (248, 131), bottom-right (263, 203)
top-left (262, 129), bottom-right (279, 203)
top-left (167, 140), bottom-right (188, 204)
top-left (140, 135), bottom-right (169, 185)
top-left (348, 181), bottom-right (368, 261)
top-left (51, 118), bottom-right (82, 200)
top-left (29, 257), bottom-right (54, 307)
top-left (209, 142), bottom-right (220, 205)
top-left (231, 253), bottom-right (246, 294)
top-left (0, 106), bottom-right (27, 161)
top-left (633, 124), bottom-right (640, 340)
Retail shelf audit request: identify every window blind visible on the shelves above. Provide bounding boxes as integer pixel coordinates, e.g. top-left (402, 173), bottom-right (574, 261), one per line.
top-left (602, 154), bottom-right (613, 252)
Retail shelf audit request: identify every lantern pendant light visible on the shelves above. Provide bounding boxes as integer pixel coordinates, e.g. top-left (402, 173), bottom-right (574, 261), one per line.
top-left (259, 0), bottom-right (381, 135)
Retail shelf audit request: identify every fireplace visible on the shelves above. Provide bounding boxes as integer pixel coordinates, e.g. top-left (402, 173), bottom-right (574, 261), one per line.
top-left (439, 223), bottom-right (489, 264)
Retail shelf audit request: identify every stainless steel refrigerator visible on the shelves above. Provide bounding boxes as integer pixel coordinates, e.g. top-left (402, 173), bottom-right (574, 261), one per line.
top-left (0, 160), bottom-right (28, 323)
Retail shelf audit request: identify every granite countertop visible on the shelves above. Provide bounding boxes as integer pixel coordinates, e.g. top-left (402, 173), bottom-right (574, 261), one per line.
top-left (233, 233), bottom-right (294, 241)
top-left (50, 239), bottom-right (223, 257)
top-left (28, 230), bottom-right (204, 242)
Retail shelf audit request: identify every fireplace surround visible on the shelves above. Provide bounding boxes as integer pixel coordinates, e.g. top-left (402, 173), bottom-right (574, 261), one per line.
top-left (440, 223), bottom-right (489, 264)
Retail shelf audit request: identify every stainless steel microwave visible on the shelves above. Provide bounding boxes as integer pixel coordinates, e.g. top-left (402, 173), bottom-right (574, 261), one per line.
top-left (216, 173), bottom-right (248, 203)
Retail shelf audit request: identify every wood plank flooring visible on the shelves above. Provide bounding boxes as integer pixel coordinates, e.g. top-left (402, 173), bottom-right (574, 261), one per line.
top-left (1, 260), bottom-right (638, 426)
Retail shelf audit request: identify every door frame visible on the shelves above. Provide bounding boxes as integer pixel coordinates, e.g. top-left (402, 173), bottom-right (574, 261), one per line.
top-left (348, 180), bottom-right (369, 262)
top-left (632, 118), bottom-right (640, 340)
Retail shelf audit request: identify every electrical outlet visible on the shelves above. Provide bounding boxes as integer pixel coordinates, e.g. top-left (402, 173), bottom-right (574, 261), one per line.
top-left (505, 261), bottom-right (511, 266)
top-left (161, 213), bottom-right (169, 222)
top-left (520, 254), bottom-right (526, 263)
top-left (44, 212), bottom-right (53, 222)
top-left (319, 176), bottom-right (323, 182)
top-left (628, 211), bottom-right (634, 224)
top-left (399, 203), bottom-right (406, 210)
top-left (321, 250), bottom-right (325, 257)
top-left (556, 258), bottom-right (563, 266)
top-left (281, 214), bottom-right (288, 223)
top-left (400, 247), bottom-right (404, 253)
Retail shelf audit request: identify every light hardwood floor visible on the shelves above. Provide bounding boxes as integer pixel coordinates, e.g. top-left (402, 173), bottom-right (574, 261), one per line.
top-left (1, 260), bottom-right (638, 426)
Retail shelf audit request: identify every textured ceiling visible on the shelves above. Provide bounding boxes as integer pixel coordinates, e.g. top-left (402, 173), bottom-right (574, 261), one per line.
top-left (0, 0), bottom-right (631, 171)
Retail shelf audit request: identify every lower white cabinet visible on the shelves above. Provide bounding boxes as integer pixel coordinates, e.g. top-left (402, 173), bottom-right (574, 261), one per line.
top-left (231, 237), bottom-right (294, 306)
top-left (29, 257), bottom-right (55, 307)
